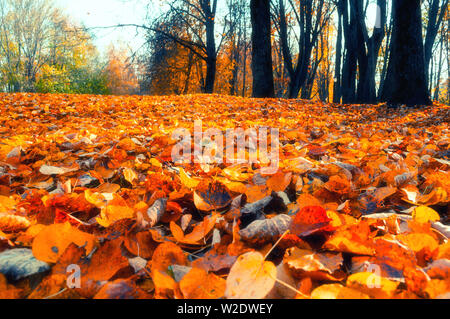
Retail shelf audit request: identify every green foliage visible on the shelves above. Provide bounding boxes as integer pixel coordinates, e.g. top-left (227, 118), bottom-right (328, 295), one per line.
top-left (0, 0), bottom-right (110, 95)
top-left (36, 65), bottom-right (110, 95)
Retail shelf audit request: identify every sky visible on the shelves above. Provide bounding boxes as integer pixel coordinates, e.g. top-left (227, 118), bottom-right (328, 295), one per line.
top-left (54, 0), bottom-right (156, 55)
top-left (54, 0), bottom-right (380, 56)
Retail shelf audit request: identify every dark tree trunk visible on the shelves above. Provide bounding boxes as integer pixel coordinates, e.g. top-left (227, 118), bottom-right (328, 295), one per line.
top-left (381, 0), bottom-right (431, 106)
top-left (204, 57), bottom-right (216, 94)
top-left (183, 51), bottom-right (194, 94)
top-left (433, 37), bottom-right (444, 101)
top-left (230, 55), bottom-right (239, 95)
top-left (379, 14), bottom-right (393, 99)
top-left (447, 18), bottom-right (450, 104)
top-left (355, 0), bottom-right (386, 104)
top-left (250, 0), bottom-right (275, 98)
top-left (341, 0), bottom-right (357, 103)
top-left (333, 0), bottom-right (344, 104)
top-left (204, 15), bottom-right (217, 94)
top-left (242, 11), bottom-right (248, 97)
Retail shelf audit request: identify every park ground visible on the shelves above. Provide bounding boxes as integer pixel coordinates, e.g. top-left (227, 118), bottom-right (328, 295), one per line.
top-left (0, 93), bottom-right (449, 299)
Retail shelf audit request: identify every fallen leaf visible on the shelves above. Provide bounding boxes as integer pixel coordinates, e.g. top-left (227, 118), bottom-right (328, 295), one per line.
top-left (179, 168), bottom-right (201, 189)
top-left (32, 222), bottom-right (96, 263)
top-left (290, 206), bottom-right (335, 237)
top-left (194, 181), bottom-right (232, 211)
top-left (0, 214), bottom-right (31, 232)
top-left (170, 214), bottom-right (218, 245)
top-left (311, 284), bottom-right (370, 299)
top-left (94, 279), bottom-right (150, 299)
top-left (239, 214), bottom-right (291, 244)
top-left (346, 272), bottom-right (400, 299)
top-left (225, 251), bottom-right (276, 299)
top-left (179, 268), bottom-right (226, 299)
top-left (284, 247), bottom-right (344, 281)
top-left (146, 198), bottom-right (167, 227)
top-left (123, 167), bottom-right (138, 184)
top-left (412, 206), bottom-right (441, 224)
top-left (266, 171), bottom-right (292, 192)
top-left (39, 164), bottom-right (78, 176)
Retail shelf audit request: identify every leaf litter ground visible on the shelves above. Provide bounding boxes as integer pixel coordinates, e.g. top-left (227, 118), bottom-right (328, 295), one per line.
top-left (0, 93), bottom-right (449, 299)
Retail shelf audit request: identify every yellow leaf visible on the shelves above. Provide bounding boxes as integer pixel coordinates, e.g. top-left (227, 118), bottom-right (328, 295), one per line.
top-left (412, 206), bottom-right (440, 223)
top-left (179, 167), bottom-right (200, 189)
top-left (150, 158), bottom-right (163, 168)
top-left (84, 190), bottom-right (106, 208)
top-left (123, 167), bottom-right (137, 184)
top-left (96, 205), bottom-right (135, 228)
top-left (311, 284), bottom-right (370, 299)
top-left (225, 251), bottom-right (276, 299)
top-left (0, 196), bottom-right (16, 212)
top-left (346, 272), bottom-right (399, 299)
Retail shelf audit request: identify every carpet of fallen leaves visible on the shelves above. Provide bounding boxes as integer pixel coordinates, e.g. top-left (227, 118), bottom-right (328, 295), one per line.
top-left (0, 92), bottom-right (449, 299)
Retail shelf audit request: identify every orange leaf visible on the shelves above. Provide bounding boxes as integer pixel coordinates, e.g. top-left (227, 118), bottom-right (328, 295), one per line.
top-left (32, 222), bottom-right (96, 263)
top-left (290, 206), bottom-right (335, 237)
top-left (179, 268), bottom-right (226, 299)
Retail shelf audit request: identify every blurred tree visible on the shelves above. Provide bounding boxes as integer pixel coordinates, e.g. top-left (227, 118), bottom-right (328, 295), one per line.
top-left (105, 45), bottom-right (139, 95)
top-left (0, 0), bottom-right (108, 94)
top-left (250, 0), bottom-right (274, 98)
top-left (274, 0), bottom-right (333, 99)
top-left (381, 0), bottom-right (431, 106)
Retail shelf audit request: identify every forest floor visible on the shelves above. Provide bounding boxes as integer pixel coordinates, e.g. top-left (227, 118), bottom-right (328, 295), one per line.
top-left (0, 93), bottom-right (449, 299)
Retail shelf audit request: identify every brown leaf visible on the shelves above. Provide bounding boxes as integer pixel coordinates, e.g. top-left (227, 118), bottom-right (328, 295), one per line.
top-left (239, 214), bottom-right (291, 244)
top-left (284, 247), bottom-right (344, 281)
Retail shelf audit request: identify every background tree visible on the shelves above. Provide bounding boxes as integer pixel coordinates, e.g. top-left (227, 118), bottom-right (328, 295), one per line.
top-left (140, 13), bottom-right (199, 95)
top-left (0, 0), bottom-right (53, 92)
top-left (250, 0), bottom-right (275, 98)
top-left (145, 0), bottom-right (227, 94)
top-left (381, 0), bottom-right (432, 106)
top-left (335, 0), bottom-right (386, 104)
top-left (0, 0), bottom-right (108, 94)
top-left (424, 0), bottom-right (449, 89)
top-left (104, 45), bottom-right (139, 95)
top-left (226, 0), bottom-right (248, 96)
top-left (275, 0), bottom-right (333, 99)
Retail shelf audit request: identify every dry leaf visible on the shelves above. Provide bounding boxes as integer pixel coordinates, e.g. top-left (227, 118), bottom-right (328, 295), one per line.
top-left (179, 268), bottom-right (226, 299)
top-left (239, 214), bottom-right (291, 244)
top-left (225, 251), bottom-right (276, 299)
top-left (32, 222), bottom-right (96, 263)
top-left (0, 214), bottom-right (31, 232)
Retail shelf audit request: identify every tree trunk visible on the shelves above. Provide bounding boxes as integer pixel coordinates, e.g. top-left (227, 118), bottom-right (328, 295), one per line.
top-left (341, 0), bottom-right (357, 103)
top-left (381, 0), bottom-right (431, 106)
top-left (433, 37), bottom-right (444, 101)
top-left (183, 51), bottom-right (194, 94)
top-left (250, 0), bottom-right (275, 98)
top-left (333, 0), bottom-right (344, 104)
top-left (356, 0), bottom-right (386, 104)
top-left (204, 18), bottom-right (217, 94)
top-left (242, 11), bottom-right (248, 97)
top-left (379, 14), bottom-right (393, 99)
top-left (424, 0), bottom-right (448, 90)
top-left (447, 17), bottom-right (450, 104)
